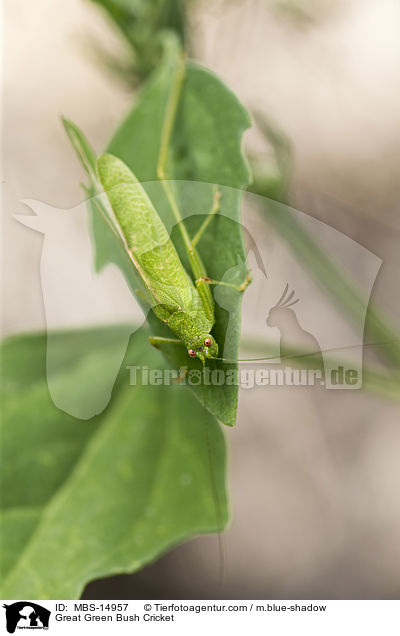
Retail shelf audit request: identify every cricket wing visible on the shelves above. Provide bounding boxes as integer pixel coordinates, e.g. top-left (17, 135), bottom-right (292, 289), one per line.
top-left (97, 153), bottom-right (194, 313)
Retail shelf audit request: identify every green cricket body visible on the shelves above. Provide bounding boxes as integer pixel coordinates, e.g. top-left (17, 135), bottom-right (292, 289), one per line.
top-left (97, 153), bottom-right (218, 363)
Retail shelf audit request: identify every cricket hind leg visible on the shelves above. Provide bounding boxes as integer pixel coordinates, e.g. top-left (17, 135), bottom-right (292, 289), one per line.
top-left (185, 186), bottom-right (223, 325)
top-left (155, 54), bottom-right (217, 321)
top-left (190, 186), bottom-right (221, 249)
top-left (187, 188), bottom-right (251, 320)
top-left (156, 53), bottom-right (246, 318)
top-left (193, 217), bottom-right (252, 295)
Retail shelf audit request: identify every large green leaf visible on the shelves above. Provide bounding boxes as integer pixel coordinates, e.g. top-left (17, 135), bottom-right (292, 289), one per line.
top-left (0, 327), bottom-right (227, 599)
top-left (91, 55), bottom-right (251, 426)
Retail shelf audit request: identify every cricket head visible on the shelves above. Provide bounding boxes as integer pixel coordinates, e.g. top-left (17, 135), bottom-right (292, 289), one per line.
top-left (187, 334), bottom-right (218, 363)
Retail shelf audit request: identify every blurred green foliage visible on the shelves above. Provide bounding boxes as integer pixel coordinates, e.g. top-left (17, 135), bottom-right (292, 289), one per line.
top-left (89, 0), bottom-right (189, 84)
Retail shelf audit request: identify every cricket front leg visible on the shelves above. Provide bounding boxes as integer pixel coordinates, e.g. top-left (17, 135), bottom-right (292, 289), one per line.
top-left (149, 336), bottom-right (185, 350)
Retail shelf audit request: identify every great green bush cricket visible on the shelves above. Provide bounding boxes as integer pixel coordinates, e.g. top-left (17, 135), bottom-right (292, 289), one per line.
top-left (63, 55), bottom-right (252, 567)
top-left (63, 54), bottom-right (251, 367)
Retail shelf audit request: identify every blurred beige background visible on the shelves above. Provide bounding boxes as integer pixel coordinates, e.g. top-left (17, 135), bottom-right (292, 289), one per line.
top-left (3, 0), bottom-right (400, 598)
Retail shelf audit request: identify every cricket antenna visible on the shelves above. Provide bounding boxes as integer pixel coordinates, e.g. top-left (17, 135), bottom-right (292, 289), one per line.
top-left (214, 339), bottom-right (400, 364)
top-left (201, 367), bottom-right (225, 585)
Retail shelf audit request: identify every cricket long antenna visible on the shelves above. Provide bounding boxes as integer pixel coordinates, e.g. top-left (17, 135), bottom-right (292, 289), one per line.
top-left (214, 339), bottom-right (400, 364)
top-left (201, 366), bottom-right (225, 585)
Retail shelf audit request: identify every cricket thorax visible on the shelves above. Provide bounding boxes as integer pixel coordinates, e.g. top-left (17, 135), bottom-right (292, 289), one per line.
top-left (167, 310), bottom-right (218, 362)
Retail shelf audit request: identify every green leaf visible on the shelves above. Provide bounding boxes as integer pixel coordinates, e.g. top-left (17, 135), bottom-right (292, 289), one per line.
top-left (91, 56), bottom-right (251, 426)
top-left (0, 327), bottom-right (227, 599)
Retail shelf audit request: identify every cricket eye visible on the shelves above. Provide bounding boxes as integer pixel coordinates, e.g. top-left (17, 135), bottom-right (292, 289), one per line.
top-left (188, 349), bottom-right (196, 358)
top-left (204, 338), bottom-right (212, 348)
